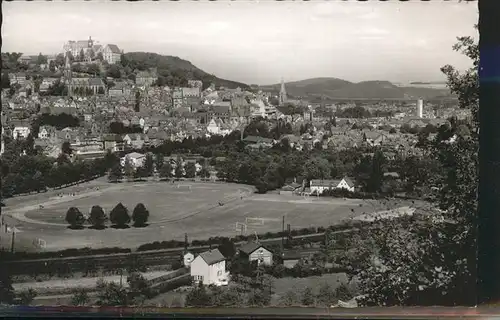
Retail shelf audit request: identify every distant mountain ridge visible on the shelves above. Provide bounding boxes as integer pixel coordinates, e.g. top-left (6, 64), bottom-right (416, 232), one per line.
top-left (260, 77), bottom-right (454, 100)
top-left (123, 52), bottom-right (249, 89)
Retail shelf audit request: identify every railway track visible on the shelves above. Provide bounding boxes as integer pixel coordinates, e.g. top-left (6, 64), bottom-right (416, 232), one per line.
top-left (1, 229), bottom-right (356, 275)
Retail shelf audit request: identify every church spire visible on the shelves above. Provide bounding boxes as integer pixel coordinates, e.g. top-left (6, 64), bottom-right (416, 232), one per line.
top-left (279, 77), bottom-right (287, 106)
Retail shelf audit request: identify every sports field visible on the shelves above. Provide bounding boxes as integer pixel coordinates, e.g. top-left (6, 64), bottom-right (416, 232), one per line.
top-left (2, 180), bottom-right (413, 251)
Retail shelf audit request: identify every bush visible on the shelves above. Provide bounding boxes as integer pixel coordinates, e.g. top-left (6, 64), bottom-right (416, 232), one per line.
top-left (132, 203), bottom-right (149, 227)
top-left (18, 288), bottom-right (37, 305)
top-left (65, 207), bottom-right (86, 229)
top-left (89, 205), bottom-right (107, 229)
top-left (71, 288), bottom-right (90, 306)
top-left (110, 202), bottom-right (131, 228)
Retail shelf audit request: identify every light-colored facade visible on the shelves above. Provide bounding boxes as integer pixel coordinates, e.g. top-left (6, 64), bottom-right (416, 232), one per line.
top-left (120, 152), bottom-right (146, 168)
top-left (190, 249), bottom-right (229, 286)
top-left (309, 177), bottom-right (355, 194)
top-left (12, 126), bottom-right (31, 139)
top-left (102, 44), bottom-right (122, 64)
top-left (239, 242), bottom-right (273, 266)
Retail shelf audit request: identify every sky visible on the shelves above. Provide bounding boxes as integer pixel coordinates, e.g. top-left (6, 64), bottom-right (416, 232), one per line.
top-left (2, 1), bottom-right (478, 85)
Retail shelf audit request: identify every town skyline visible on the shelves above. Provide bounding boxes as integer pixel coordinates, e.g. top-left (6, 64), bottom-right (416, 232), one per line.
top-left (3, 1), bottom-right (478, 85)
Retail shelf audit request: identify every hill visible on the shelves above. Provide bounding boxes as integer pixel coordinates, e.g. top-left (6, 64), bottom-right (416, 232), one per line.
top-left (123, 52), bottom-right (249, 90)
top-left (260, 78), bottom-right (453, 100)
top-left (260, 77), bottom-right (352, 98)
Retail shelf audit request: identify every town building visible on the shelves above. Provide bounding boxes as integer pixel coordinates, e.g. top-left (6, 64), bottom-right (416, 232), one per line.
top-left (309, 177), bottom-right (356, 194)
top-left (238, 242), bottom-right (273, 266)
top-left (190, 249), bottom-right (229, 286)
top-left (120, 152), bottom-right (146, 168)
top-left (183, 252), bottom-right (195, 267)
top-left (102, 44), bottom-right (122, 64)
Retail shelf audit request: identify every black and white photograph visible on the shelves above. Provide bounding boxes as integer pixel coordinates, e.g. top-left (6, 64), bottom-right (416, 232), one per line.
top-left (0, 0), bottom-right (485, 311)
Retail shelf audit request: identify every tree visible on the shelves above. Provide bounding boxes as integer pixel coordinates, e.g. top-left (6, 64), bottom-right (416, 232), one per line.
top-left (96, 52), bottom-right (104, 61)
top-left (62, 141), bottom-right (72, 155)
top-left (316, 283), bottom-right (335, 307)
top-left (185, 283), bottom-right (211, 307)
top-left (0, 268), bottom-right (15, 305)
top-left (127, 273), bottom-right (154, 304)
top-left (109, 202), bottom-right (131, 228)
top-left (184, 162), bottom-right (196, 178)
top-left (18, 288), bottom-right (37, 305)
top-left (107, 65), bottom-right (122, 79)
top-left (65, 207), bottom-right (85, 229)
top-left (302, 157), bottom-right (330, 182)
top-left (280, 290), bottom-right (298, 306)
top-left (108, 163), bottom-right (123, 183)
top-left (71, 288), bottom-right (90, 306)
top-left (123, 158), bottom-right (135, 182)
top-left (154, 153), bottom-right (164, 172)
top-left (143, 153), bottom-right (154, 177)
top-left (159, 162), bottom-right (173, 180)
top-left (1, 73), bottom-right (11, 89)
top-left (36, 53), bottom-right (47, 65)
top-left (174, 158), bottom-right (184, 179)
top-left (98, 87), bottom-right (105, 95)
top-left (199, 166), bottom-right (211, 180)
top-left (301, 287), bottom-right (315, 306)
top-left (96, 279), bottom-right (128, 306)
top-left (89, 205), bottom-right (107, 229)
top-left (78, 49), bottom-right (85, 62)
top-left (132, 203), bottom-right (149, 227)
top-left (367, 150), bottom-right (385, 193)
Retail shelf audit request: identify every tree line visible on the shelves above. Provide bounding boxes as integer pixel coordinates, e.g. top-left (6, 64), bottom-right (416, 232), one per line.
top-left (65, 202), bottom-right (150, 229)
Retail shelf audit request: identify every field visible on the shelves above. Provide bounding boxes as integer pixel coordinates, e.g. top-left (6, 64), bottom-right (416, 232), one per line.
top-left (2, 180), bottom-right (412, 251)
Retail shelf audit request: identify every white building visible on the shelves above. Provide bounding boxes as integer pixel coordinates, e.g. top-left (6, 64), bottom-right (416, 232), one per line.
top-left (190, 249), bottom-right (229, 286)
top-left (417, 99), bottom-right (424, 118)
top-left (102, 44), bottom-right (122, 64)
top-left (238, 242), bottom-right (273, 266)
top-left (12, 126), bottom-right (31, 139)
top-left (183, 252), bottom-right (195, 267)
top-left (309, 177), bottom-right (356, 195)
top-left (120, 152), bottom-right (146, 168)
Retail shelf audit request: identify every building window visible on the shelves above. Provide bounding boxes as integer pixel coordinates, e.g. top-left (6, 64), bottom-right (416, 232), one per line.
top-left (217, 270), bottom-right (222, 276)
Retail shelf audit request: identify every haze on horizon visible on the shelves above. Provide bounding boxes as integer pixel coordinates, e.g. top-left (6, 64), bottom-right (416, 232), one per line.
top-left (2, 1), bottom-right (477, 86)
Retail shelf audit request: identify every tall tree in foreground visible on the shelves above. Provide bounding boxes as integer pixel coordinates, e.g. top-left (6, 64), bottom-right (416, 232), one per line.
top-left (89, 205), bottom-right (107, 229)
top-left (357, 24), bottom-right (479, 306)
top-left (65, 207), bottom-right (86, 229)
top-left (132, 203), bottom-right (149, 227)
top-left (110, 202), bottom-right (131, 228)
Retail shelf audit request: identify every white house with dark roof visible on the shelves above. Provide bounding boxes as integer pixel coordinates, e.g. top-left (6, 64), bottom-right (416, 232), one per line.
top-left (309, 176), bottom-right (356, 194)
top-left (101, 44), bottom-right (122, 64)
top-left (238, 242), bottom-right (273, 266)
top-left (190, 248), bottom-right (229, 286)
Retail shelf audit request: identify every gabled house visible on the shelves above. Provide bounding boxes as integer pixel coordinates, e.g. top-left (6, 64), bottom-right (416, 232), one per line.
top-left (12, 124), bottom-right (31, 139)
top-left (362, 131), bottom-right (388, 147)
top-left (309, 176), bottom-right (356, 195)
top-left (102, 134), bottom-right (125, 152)
top-left (120, 152), bottom-right (146, 168)
top-left (238, 242), bottom-right (273, 266)
top-left (190, 248), bottom-right (229, 286)
top-left (102, 44), bottom-right (122, 64)
top-left (123, 133), bottom-right (148, 149)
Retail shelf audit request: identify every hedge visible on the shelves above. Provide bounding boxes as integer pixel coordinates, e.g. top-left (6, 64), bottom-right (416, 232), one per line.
top-left (0, 247), bottom-right (132, 261)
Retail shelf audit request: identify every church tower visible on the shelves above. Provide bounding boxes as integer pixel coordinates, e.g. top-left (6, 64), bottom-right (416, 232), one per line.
top-left (279, 77), bottom-right (287, 106)
top-left (64, 52), bottom-right (73, 97)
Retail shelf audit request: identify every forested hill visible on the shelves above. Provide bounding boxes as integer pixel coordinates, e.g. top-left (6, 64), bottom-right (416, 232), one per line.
top-left (123, 52), bottom-right (249, 90)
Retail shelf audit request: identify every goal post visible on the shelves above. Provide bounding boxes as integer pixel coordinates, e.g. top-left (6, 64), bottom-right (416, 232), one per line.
top-left (235, 222), bottom-right (247, 234)
top-left (176, 184), bottom-right (192, 191)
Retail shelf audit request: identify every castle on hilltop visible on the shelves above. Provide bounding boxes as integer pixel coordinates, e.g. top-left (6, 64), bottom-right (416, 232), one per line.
top-left (63, 36), bottom-right (122, 64)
